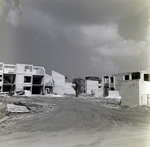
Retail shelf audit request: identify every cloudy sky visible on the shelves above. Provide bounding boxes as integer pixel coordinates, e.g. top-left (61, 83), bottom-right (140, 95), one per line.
top-left (0, 0), bottom-right (150, 77)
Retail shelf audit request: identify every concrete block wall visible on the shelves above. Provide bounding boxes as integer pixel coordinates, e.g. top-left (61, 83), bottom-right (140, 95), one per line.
top-left (106, 90), bottom-right (121, 99)
top-left (54, 87), bottom-right (65, 95)
top-left (15, 74), bottom-right (24, 90)
top-left (64, 83), bottom-right (75, 95)
top-left (85, 80), bottom-right (103, 97)
top-left (120, 80), bottom-right (140, 106)
top-left (85, 80), bottom-right (99, 94)
top-left (114, 73), bottom-right (124, 91)
top-left (44, 74), bottom-right (53, 86)
top-left (52, 70), bottom-right (65, 95)
top-left (96, 90), bottom-right (103, 97)
top-left (102, 72), bottom-right (148, 106)
top-left (16, 64), bottom-right (25, 74)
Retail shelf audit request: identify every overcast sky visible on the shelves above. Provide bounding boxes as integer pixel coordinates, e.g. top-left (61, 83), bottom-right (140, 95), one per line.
top-left (0, 0), bottom-right (150, 77)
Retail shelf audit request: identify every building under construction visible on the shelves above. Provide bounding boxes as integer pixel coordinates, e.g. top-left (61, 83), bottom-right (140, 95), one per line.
top-left (0, 62), bottom-right (45, 95)
top-left (102, 70), bottom-right (150, 106)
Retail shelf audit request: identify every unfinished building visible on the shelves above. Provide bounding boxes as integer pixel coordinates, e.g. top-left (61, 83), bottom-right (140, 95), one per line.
top-left (0, 62), bottom-right (77, 96)
top-left (102, 71), bottom-right (150, 106)
top-left (85, 76), bottom-right (102, 97)
top-left (15, 64), bottom-right (45, 95)
top-left (0, 63), bottom-right (45, 95)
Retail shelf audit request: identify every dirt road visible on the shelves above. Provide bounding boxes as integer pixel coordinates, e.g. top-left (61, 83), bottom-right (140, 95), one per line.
top-left (0, 96), bottom-right (150, 147)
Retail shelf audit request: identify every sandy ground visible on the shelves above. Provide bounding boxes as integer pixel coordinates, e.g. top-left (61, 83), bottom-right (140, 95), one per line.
top-left (0, 95), bottom-right (150, 147)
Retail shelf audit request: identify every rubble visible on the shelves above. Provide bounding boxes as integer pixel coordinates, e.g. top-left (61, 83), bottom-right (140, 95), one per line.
top-left (15, 89), bottom-right (25, 95)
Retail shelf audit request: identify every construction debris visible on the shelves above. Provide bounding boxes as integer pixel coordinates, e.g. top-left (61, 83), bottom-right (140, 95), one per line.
top-left (6, 104), bottom-right (29, 113)
top-left (24, 90), bottom-right (31, 97)
top-left (15, 89), bottom-right (25, 95)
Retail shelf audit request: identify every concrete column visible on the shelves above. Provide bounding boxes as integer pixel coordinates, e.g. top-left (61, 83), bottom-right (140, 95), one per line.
top-left (129, 74), bottom-right (132, 80)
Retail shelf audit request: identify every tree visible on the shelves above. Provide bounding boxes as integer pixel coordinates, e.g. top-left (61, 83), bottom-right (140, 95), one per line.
top-left (72, 78), bottom-right (83, 97)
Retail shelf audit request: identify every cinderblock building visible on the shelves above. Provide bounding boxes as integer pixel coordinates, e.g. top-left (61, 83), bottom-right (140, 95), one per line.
top-left (102, 71), bottom-right (150, 106)
top-left (85, 76), bottom-right (102, 97)
top-left (0, 62), bottom-right (45, 95)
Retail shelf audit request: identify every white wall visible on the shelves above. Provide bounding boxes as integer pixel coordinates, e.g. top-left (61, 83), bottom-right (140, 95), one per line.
top-left (16, 75), bottom-right (24, 85)
top-left (64, 83), bottom-right (75, 94)
top-left (114, 74), bottom-right (124, 91)
top-left (16, 64), bottom-right (25, 74)
top-left (85, 80), bottom-right (103, 97)
top-left (96, 90), bottom-right (103, 97)
top-left (106, 91), bottom-right (121, 99)
top-left (86, 80), bottom-right (98, 94)
top-left (52, 70), bottom-right (65, 95)
top-left (44, 74), bottom-right (53, 86)
top-left (15, 74), bottom-right (24, 90)
top-left (139, 81), bottom-right (150, 106)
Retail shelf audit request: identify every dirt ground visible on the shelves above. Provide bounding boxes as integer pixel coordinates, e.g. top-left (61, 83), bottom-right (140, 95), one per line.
top-left (0, 95), bottom-right (150, 147)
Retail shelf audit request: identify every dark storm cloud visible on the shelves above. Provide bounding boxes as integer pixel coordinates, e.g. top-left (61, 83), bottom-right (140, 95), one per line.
top-left (22, 0), bottom-right (150, 41)
top-left (0, 0), bottom-right (150, 77)
top-left (27, 0), bottom-right (148, 24)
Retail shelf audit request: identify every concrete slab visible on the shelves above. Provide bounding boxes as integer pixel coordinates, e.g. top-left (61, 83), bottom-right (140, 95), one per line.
top-left (7, 104), bottom-right (29, 113)
top-left (106, 91), bottom-right (121, 99)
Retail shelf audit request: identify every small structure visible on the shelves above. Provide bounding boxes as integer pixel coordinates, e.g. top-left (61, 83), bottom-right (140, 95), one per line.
top-left (85, 76), bottom-right (102, 97)
top-left (102, 71), bottom-right (150, 106)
